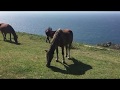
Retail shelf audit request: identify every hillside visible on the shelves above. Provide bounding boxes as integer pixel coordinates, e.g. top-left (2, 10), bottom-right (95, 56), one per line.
top-left (0, 32), bottom-right (120, 79)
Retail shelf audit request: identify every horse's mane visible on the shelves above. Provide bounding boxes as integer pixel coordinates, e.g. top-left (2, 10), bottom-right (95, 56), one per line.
top-left (51, 29), bottom-right (63, 44)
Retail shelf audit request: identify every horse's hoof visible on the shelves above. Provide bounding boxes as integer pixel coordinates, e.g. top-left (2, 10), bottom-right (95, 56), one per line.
top-left (56, 58), bottom-right (59, 62)
top-left (46, 64), bottom-right (50, 68)
top-left (56, 60), bottom-right (59, 62)
top-left (67, 57), bottom-right (70, 59)
top-left (62, 61), bottom-right (66, 64)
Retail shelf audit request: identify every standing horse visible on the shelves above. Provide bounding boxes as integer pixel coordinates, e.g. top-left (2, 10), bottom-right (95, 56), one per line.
top-left (45, 27), bottom-right (56, 43)
top-left (0, 23), bottom-right (18, 44)
top-left (45, 29), bottom-right (73, 67)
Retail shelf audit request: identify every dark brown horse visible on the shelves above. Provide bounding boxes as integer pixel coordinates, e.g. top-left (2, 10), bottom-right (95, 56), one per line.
top-left (45, 28), bottom-right (73, 67)
top-left (0, 23), bottom-right (18, 44)
top-left (45, 27), bottom-right (56, 43)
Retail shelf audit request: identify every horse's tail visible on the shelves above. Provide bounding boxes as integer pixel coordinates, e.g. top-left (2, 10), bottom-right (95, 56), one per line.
top-left (68, 30), bottom-right (73, 49)
top-left (70, 30), bottom-right (73, 43)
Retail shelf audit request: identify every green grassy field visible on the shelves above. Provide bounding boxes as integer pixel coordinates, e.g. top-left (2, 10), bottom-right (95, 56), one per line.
top-left (0, 32), bottom-right (120, 79)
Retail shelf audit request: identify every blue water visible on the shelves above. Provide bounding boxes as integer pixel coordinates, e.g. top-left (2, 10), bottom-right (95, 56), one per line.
top-left (0, 11), bottom-right (120, 45)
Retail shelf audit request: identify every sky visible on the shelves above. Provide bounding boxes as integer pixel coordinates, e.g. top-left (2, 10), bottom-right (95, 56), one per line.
top-left (0, 11), bottom-right (120, 18)
top-left (0, 11), bottom-right (120, 14)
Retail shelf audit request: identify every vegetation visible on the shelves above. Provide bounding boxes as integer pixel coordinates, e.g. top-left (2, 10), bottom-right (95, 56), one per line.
top-left (0, 32), bottom-right (120, 79)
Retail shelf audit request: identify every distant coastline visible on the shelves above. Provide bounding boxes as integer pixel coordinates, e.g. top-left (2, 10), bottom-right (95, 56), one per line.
top-left (0, 11), bottom-right (120, 45)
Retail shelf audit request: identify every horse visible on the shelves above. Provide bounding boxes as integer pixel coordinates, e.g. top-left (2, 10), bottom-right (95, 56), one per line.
top-left (45, 27), bottom-right (56, 43)
top-left (45, 28), bottom-right (73, 67)
top-left (0, 23), bottom-right (18, 44)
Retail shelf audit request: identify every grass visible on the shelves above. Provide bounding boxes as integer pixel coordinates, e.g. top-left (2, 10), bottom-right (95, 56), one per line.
top-left (0, 32), bottom-right (120, 79)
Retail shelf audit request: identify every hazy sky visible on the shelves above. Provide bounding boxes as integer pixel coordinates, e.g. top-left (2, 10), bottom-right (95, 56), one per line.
top-left (0, 11), bottom-right (120, 17)
top-left (0, 11), bottom-right (120, 14)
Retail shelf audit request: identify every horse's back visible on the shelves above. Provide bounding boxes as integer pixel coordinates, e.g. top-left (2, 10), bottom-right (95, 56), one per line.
top-left (52, 29), bottom-right (73, 46)
top-left (62, 29), bottom-right (73, 44)
top-left (0, 23), bottom-right (15, 33)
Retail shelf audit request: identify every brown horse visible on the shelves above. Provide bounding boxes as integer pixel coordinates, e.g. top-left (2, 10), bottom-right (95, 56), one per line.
top-left (45, 28), bottom-right (73, 67)
top-left (0, 23), bottom-right (18, 44)
top-left (45, 27), bottom-right (56, 43)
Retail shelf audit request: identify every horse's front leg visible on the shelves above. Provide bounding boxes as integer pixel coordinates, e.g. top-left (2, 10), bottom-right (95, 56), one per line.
top-left (61, 46), bottom-right (65, 63)
top-left (65, 45), bottom-right (68, 58)
top-left (46, 36), bottom-right (50, 43)
top-left (46, 36), bottom-right (48, 43)
top-left (2, 33), bottom-right (6, 41)
top-left (10, 33), bottom-right (12, 42)
top-left (56, 47), bottom-right (59, 62)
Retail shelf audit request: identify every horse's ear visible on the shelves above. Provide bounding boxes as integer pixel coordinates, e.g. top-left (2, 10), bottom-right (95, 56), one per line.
top-left (45, 50), bottom-right (48, 52)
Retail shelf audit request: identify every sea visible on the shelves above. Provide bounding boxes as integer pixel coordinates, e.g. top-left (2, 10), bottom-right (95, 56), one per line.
top-left (0, 11), bottom-right (120, 45)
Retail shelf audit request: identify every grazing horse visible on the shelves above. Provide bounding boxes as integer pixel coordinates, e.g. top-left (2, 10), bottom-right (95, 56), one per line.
top-left (45, 27), bottom-right (56, 43)
top-left (45, 29), bottom-right (73, 67)
top-left (0, 23), bottom-right (18, 44)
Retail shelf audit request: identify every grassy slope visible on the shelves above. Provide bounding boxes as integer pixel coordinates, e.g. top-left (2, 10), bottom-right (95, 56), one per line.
top-left (0, 32), bottom-right (120, 79)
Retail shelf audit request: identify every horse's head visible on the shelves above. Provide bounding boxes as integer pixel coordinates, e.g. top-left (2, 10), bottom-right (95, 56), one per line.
top-left (45, 50), bottom-right (54, 67)
top-left (45, 27), bottom-right (52, 35)
top-left (14, 35), bottom-right (18, 44)
top-left (48, 27), bottom-right (52, 31)
top-left (45, 27), bottom-right (53, 43)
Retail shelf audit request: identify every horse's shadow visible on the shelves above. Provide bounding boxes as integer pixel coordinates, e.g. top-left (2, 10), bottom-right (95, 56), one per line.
top-left (50, 58), bottom-right (92, 75)
top-left (5, 40), bottom-right (21, 45)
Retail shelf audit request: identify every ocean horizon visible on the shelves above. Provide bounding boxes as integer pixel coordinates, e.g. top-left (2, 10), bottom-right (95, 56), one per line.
top-left (0, 11), bottom-right (120, 45)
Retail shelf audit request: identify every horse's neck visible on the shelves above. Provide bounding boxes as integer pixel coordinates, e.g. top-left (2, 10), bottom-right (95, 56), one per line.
top-left (12, 31), bottom-right (17, 37)
top-left (51, 31), bottom-right (56, 34)
top-left (53, 31), bottom-right (56, 33)
top-left (49, 30), bottom-right (62, 53)
top-left (49, 37), bottom-right (58, 53)
top-left (49, 31), bottom-right (56, 38)
top-left (48, 44), bottom-right (56, 55)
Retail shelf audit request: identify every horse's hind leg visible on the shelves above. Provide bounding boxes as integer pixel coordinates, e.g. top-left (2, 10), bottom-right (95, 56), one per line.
top-left (65, 45), bottom-right (70, 59)
top-left (65, 45), bottom-right (68, 58)
top-left (68, 44), bottom-right (71, 59)
top-left (56, 47), bottom-right (59, 62)
top-left (10, 33), bottom-right (12, 42)
top-left (2, 33), bottom-right (6, 41)
top-left (61, 46), bottom-right (65, 63)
